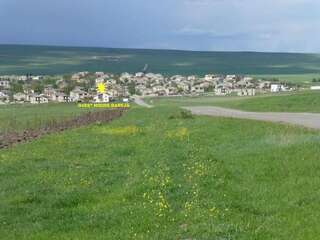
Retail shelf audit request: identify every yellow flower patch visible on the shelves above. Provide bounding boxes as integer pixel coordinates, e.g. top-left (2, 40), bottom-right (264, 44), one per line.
top-left (99, 125), bottom-right (140, 136)
top-left (166, 127), bottom-right (189, 141)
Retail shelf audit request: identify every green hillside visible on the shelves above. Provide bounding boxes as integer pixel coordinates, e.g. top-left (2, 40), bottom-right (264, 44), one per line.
top-left (1, 45), bottom-right (320, 84)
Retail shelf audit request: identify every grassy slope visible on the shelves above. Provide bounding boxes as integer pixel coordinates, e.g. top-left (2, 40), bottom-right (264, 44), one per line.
top-left (0, 103), bottom-right (96, 133)
top-left (148, 91), bottom-right (320, 112)
top-left (1, 106), bottom-right (320, 239)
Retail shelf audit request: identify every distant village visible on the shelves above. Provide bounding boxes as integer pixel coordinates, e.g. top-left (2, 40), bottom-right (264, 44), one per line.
top-left (0, 71), bottom-right (299, 104)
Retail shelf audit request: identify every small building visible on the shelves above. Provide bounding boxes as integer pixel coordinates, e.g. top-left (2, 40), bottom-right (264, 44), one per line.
top-left (135, 72), bottom-right (144, 78)
top-left (70, 89), bottom-right (89, 102)
top-left (94, 93), bottom-right (110, 103)
top-left (31, 76), bottom-right (43, 81)
top-left (0, 80), bottom-right (10, 89)
top-left (236, 88), bottom-right (256, 96)
top-left (44, 86), bottom-right (57, 101)
top-left (215, 86), bottom-right (232, 96)
top-left (258, 81), bottom-right (271, 89)
top-left (177, 82), bottom-right (190, 92)
top-left (310, 86), bottom-right (320, 91)
top-left (191, 85), bottom-right (205, 94)
top-left (166, 87), bottom-right (178, 96)
top-left (52, 93), bottom-right (71, 103)
top-left (95, 78), bottom-right (105, 85)
top-left (271, 84), bottom-right (289, 93)
top-left (95, 72), bottom-right (105, 78)
top-left (13, 92), bottom-right (27, 102)
top-left (271, 84), bottom-right (280, 92)
top-left (56, 80), bottom-right (68, 90)
top-left (0, 91), bottom-right (9, 103)
top-left (29, 94), bottom-right (49, 104)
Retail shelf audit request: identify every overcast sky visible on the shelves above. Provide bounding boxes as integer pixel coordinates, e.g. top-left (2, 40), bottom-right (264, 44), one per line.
top-left (0, 0), bottom-right (319, 52)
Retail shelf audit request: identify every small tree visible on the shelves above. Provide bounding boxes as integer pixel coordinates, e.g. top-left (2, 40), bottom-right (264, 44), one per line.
top-left (32, 81), bottom-right (44, 94)
top-left (11, 82), bottom-right (24, 93)
top-left (128, 82), bottom-right (136, 95)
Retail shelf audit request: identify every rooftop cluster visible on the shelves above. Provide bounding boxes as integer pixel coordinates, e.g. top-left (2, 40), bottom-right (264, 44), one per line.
top-left (0, 71), bottom-right (295, 104)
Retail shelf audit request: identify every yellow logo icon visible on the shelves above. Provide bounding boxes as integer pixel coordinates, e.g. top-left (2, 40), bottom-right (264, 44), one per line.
top-left (97, 83), bottom-right (106, 94)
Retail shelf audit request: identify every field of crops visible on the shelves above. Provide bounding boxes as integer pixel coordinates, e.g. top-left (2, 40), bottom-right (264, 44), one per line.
top-left (1, 104), bottom-right (320, 239)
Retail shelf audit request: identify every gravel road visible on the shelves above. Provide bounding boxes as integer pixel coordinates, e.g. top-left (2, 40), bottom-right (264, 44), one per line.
top-left (184, 106), bottom-right (320, 130)
top-left (134, 96), bottom-right (153, 108)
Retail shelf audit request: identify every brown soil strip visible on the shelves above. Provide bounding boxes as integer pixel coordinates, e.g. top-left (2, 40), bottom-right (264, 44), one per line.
top-left (0, 109), bottom-right (126, 149)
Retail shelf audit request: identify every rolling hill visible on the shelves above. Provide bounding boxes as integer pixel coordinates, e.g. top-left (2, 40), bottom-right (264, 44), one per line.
top-left (1, 45), bottom-right (320, 82)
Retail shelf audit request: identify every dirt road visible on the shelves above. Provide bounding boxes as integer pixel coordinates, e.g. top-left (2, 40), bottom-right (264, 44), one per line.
top-left (134, 96), bottom-right (153, 108)
top-left (184, 106), bottom-right (320, 130)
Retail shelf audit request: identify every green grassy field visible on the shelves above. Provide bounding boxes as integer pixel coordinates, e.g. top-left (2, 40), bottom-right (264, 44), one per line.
top-left (1, 106), bottom-right (320, 239)
top-left (148, 91), bottom-right (320, 112)
top-left (0, 103), bottom-right (96, 133)
top-left (253, 74), bottom-right (320, 85)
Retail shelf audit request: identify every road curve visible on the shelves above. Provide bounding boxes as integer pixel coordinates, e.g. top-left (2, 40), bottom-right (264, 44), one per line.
top-left (133, 96), bottom-right (153, 108)
top-left (183, 106), bottom-right (320, 130)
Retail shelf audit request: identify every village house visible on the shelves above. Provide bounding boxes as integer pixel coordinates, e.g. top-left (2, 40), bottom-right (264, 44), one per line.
top-left (236, 88), bottom-right (256, 96)
top-left (225, 75), bottom-right (237, 83)
top-left (215, 85), bottom-right (232, 96)
top-left (18, 75), bottom-right (28, 81)
top-left (191, 85), bottom-right (205, 94)
top-left (71, 71), bottom-right (89, 82)
top-left (177, 82), bottom-right (190, 92)
top-left (52, 92), bottom-right (71, 103)
top-left (0, 91), bottom-right (9, 103)
top-left (165, 86), bottom-right (178, 95)
top-left (95, 72), bottom-right (105, 78)
top-left (70, 88), bottom-right (89, 102)
top-left (187, 75), bottom-right (197, 81)
top-left (204, 74), bottom-right (216, 81)
top-left (106, 79), bottom-right (117, 85)
top-left (310, 86), bottom-right (320, 90)
top-left (55, 79), bottom-right (68, 90)
top-left (95, 77), bottom-right (105, 85)
top-left (135, 72), bottom-right (144, 78)
top-left (13, 92), bottom-right (27, 103)
top-left (29, 94), bottom-right (49, 104)
top-left (0, 80), bottom-right (10, 89)
top-left (152, 85), bottom-right (167, 95)
top-left (120, 72), bottom-right (132, 82)
top-left (94, 93), bottom-right (110, 103)
top-left (257, 81), bottom-right (271, 89)
top-left (31, 76), bottom-right (43, 81)
top-left (141, 88), bottom-right (154, 96)
top-left (71, 74), bottom-right (81, 82)
top-left (271, 84), bottom-right (289, 93)
top-left (43, 86), bottom-right (58, 101)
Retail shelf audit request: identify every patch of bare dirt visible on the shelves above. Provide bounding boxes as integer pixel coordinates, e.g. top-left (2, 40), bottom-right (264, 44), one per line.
top-left (0, 109), bottom-right (126, 149)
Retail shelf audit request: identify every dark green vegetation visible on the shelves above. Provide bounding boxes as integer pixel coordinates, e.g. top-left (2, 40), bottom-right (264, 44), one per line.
top-left (0, 103), bottom-right (96, 133)
top-left (1, 106), bottom-right (320, 239)
top-left (1, 45), bottom-right (320, 83)
top-left (148, 91), bottom-right (320, 112)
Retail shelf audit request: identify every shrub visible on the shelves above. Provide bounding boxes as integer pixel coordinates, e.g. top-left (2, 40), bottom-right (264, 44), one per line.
top-left (169, 110), bottom-right (194, 120)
